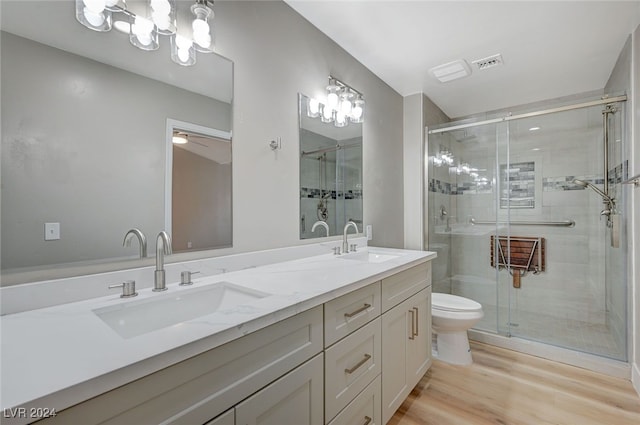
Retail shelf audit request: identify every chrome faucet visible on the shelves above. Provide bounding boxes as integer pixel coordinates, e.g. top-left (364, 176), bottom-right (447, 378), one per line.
top-left (153, 231), bottom-right (172, 292)
top-left (311, 220), bottom-right (329, 237)
top-left (123, 228), bottom-right (147, 258)
top-left (342, 221), bottom-right (358, 254)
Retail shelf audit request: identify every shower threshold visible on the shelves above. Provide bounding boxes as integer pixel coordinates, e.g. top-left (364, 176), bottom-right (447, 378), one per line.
top-left (469, 329), bottom-right (630, 379)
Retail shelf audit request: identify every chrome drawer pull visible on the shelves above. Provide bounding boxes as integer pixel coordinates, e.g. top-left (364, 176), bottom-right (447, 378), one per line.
top-left (344, 303), bottom-right (371, 318)
top-left (363, 416), bottom-right (372, 425)
top-left (345, 354), bottom-right (372, 374)
top-left (409, 309), bottom-right (415, 340)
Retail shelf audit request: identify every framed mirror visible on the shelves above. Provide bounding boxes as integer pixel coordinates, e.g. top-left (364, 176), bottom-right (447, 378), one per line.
top-left (1, 0), bottom-right (233, 281)
top-left (299, 93), bottom-right (363, 239)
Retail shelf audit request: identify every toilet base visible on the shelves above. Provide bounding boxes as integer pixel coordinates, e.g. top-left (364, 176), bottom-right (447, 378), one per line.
top-left (433, 331), bottom-right (473, 365)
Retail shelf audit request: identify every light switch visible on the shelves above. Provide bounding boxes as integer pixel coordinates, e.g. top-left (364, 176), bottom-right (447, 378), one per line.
top-left (45, 222), bottom-right (60, 241)
top-left (366, 224), bottom-right (373, 241)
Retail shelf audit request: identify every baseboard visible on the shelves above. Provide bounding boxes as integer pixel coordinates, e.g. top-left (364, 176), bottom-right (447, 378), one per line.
top-left (633, 362), bottom-right (640, 397)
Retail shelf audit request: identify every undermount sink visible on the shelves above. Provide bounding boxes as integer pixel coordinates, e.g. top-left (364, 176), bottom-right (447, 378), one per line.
top-left (339, 250), bottom-right (401, 263)
top-left (93, 282), bottom-right (270, 339)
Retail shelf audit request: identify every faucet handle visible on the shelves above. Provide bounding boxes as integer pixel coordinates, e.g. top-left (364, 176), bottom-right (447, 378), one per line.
top-left (109, 280), bottom-right (138, 298)
top-left (333, 246), bottom-right (341, 256)
top-left (350, 244), bottom-right (358, 252)
top-left (180, 271), bottom-right (200, 286)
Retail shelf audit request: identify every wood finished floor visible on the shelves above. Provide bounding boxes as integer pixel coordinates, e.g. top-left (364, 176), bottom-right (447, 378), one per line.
top-left (389, 342), bottom-right (640, 425)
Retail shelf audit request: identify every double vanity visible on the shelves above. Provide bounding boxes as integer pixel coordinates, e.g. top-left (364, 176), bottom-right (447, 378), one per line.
top-left (1, 241), bottom-right (435, 425)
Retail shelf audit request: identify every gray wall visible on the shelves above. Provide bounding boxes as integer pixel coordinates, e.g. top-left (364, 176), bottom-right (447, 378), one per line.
top-left (402, 93), bottom-right (449, 250)
top-left (1, 32), bottom-right (230, 270)
top-left (214, 1), bottom-right (404, 251)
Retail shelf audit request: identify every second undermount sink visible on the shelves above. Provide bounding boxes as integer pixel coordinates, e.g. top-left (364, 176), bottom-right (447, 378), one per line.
top-left (339, 249), bottom-right (401, 264)
top-left (94, 282), bottom-right (270, 339)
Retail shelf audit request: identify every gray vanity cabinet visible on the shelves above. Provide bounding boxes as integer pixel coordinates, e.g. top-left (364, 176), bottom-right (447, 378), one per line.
top-left (31, 260), bottom-right (432, 425)
top-left (380, 262), bottom-right (432, 424)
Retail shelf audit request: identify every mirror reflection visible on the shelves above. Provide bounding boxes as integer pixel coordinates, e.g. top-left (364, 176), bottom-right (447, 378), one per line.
top-left (0, 0), bottom-right (233, 278)
top-left (299, 94), bottom-right (363, 239)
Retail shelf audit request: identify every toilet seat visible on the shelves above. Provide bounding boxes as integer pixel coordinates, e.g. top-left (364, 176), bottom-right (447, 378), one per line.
top-left (432, 293), bottom-right (482, 313)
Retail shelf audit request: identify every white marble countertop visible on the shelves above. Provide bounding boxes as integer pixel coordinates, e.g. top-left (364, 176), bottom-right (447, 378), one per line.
top-left (1, 245), bottom-right (435, 420)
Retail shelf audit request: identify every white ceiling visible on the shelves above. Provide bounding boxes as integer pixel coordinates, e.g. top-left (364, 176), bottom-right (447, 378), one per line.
top-left (286, 0), bottom-right (640, 118)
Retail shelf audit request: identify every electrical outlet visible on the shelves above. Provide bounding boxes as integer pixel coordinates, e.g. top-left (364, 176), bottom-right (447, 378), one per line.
top-left (44, 222), bottom-right (60, 241)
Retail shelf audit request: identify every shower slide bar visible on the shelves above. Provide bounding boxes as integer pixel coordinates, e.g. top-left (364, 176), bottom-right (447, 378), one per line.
top-left (427, 94), bottom-right (627, 134)
top-left (470, 218), bottom-right (575, 227)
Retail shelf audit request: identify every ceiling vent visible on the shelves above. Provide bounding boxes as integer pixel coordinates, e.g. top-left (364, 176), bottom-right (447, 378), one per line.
top-left (428, 59), bottom-right (472, 83)
top-left (472, 54), bottom-right (504, 71)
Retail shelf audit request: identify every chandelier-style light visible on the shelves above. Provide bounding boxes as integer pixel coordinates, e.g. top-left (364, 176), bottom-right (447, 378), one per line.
top-left (75, 0), bottom-right (215, 66)
top-left (307, 77), bottom-right (365, 127)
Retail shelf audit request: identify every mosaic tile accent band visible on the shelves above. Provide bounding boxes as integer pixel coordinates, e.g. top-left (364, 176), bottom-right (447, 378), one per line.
top-left (429, 160), bottom-right (627, 195)
top-left (300, 187), bottom-right (363, 200)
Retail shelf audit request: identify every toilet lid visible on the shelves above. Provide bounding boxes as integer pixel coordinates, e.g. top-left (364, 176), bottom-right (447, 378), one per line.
top-left (432, 293), bottom-right (482, 312)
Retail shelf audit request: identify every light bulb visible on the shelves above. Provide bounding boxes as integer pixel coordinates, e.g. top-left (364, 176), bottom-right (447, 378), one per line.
top-left (350, 97), bottom-right (364, 123)
top-left (83, 7), bottom-right (106, 27)
top-left (83, 0), bottom-right (106, 13)
top-left (351, 105), bottom-right (363, 120)
top-left (334, 111), bottom-right (348, 127)
top-left (307, 98), bottom-right (320, 117)
top-left (176, 35), bottom-right (193, 63)
top-left (327, 92), bottom-right (339, 110)
top-left (132, 16), bottom-right (154, 46)
top-left (321, 103), bottom-right (334, 123)
top-left (192, 18), bottom-right (211, 48)
top-left (151, 0), bottom-right (171, 15)
top-left (340, 99), bottom-right (352, 116)
top-left (105, 0), bottom-right (119, 6)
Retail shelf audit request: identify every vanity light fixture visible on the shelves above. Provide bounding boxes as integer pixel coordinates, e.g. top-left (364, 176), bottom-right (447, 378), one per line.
top-left (306, 77), bottom-right (365, 127)
top-left (75, 0), bottom-right (215, 67)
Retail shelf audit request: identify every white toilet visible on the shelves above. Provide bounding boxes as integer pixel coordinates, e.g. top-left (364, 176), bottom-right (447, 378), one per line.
top-left (431, 293), bottom-right (484, 366)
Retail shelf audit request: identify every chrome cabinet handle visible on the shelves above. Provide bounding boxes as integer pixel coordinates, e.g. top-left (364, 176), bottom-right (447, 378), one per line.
top-left (363, 416), bottom-right (372, 425)
top-left (345, 354), bottom-right (371, 374)
top-left (413, 307), bottom-right (419, 336)
top-left (409, 309), bottom-right (415, 340)
top-left (344, 303), bottom-right (371, 318)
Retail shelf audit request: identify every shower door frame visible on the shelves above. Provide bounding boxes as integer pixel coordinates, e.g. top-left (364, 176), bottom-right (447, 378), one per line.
top-left (426, 94), bottom-right (629, 361)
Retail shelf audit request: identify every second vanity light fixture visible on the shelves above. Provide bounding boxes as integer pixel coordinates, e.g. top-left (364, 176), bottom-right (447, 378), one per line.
top-left (75, 0), bottom-right (215, 66)
top-left (307, 77), bottom-right (365, 127)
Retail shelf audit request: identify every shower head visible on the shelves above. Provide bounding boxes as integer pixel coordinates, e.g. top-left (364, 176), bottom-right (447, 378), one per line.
top-left (572, 179), bottom-right (614, 204)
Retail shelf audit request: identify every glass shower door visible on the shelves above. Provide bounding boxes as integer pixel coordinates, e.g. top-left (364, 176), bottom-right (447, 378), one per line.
top-left (502, 103), bottom-right (626, 360)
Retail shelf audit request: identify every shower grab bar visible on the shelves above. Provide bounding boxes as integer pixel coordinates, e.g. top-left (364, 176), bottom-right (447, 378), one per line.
top-left (622, 173), bottom-right (640, 188)
top-left (470, 218), bottom-right (575, 228)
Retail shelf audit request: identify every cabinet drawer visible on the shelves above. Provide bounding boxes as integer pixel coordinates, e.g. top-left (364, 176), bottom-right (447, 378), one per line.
top-left (324, 281), bottom-right (381, 347)
top-left (41, 306), bottom-right (323, 425)
top-left (381, 262), bottom-right (430, 312)
top-left (328, 375), bottom-right (381, 425)
top-left (325, 317), bottom-right (381, 422)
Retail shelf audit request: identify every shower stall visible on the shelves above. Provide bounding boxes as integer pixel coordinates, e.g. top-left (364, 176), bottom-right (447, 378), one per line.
top-left (426, 93), bottom-right (629, 362)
